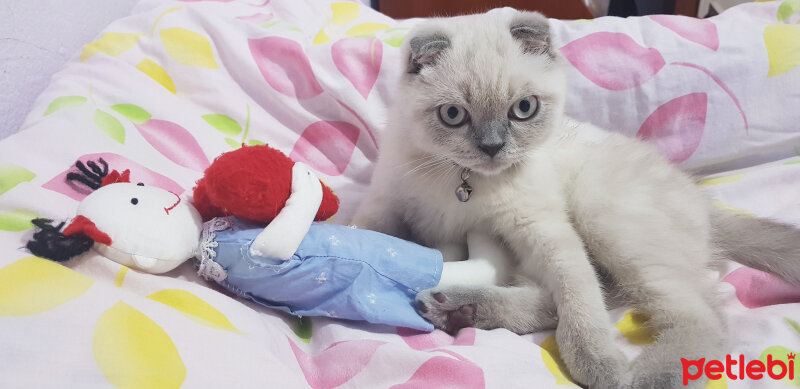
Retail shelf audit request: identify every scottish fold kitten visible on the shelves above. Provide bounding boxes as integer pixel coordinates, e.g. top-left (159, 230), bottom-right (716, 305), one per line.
top-left (352, 10), bottom-right (800, 389)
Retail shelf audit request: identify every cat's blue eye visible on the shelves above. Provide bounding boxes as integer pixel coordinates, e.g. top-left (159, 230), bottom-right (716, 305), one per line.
top-left (509, 96), bottom-right (539, 120)
top-left (438, 104), bottom-right (469, 127)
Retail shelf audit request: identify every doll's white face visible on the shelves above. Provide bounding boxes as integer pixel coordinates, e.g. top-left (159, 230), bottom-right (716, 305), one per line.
top-left (77, 183), bottom-right (202, 273)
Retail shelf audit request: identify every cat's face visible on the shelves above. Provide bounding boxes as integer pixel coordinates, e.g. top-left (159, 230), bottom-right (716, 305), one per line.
top-left (398, 10), bottom-right (566, 175)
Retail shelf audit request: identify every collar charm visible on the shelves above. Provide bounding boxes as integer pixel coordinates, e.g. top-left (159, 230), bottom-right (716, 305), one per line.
top-left (455, 168), bottom-right (472, 202)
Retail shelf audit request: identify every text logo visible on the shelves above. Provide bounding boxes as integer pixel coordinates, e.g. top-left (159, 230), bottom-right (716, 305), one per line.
top-left (681, 353), bottom-right (795, 385)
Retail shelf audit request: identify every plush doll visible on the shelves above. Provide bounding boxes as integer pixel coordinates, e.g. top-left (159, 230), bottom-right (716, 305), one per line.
top-left (27, 146), bottom-right (514, 331)
top-left (26, 147), bottom-right (449, 331)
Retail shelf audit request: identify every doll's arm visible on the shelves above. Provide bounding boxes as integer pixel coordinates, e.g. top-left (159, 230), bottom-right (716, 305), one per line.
top-left (250, 163), bottom-right (323, 260)
top-left (437, 231), bottom-right (511, 287)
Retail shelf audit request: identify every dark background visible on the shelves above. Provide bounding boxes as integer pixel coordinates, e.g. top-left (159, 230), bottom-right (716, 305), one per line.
top-left (375, 0), bottom-right (701, 19)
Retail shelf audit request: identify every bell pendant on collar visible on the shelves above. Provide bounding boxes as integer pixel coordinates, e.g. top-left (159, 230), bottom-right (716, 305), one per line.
top-left (455, 182), bottom-right (472, 202)
top-left (455, 168), bottom-right (472, 202)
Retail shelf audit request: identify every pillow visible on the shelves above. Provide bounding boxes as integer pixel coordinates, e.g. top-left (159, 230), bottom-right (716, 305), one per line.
top-left (549, 2), bottom-right (800, 174)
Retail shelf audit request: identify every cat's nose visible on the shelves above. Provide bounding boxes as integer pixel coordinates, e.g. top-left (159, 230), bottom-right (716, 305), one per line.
top-left (476, 119), bottom-right (508, 157)
top-left (479, 142), bottom-right (504, 157)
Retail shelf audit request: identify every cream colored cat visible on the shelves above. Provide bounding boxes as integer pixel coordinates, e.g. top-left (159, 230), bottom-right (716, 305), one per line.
top-left (353, 10), bottom-right (800, 388)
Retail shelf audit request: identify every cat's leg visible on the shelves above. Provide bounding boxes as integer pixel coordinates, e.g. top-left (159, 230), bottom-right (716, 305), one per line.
top-left (574, 198), bottom-right (724, 388)
top-left (396, 208), bottom-right (607, 383)
top-left (621, 271), bottom-right (725, 389)
top-left (501, 220), bottom-right (631, 388)
top-left (416, 284), bottom-right (557, 334)
top-left (418, 233), bottom-right (526, 331)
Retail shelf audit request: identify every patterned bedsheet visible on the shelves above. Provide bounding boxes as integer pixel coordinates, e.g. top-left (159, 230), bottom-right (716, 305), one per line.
top-left (2, 0), bottom-right (800, 387)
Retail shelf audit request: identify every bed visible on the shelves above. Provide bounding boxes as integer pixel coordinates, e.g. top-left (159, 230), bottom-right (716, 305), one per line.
top-left (2, 0), bottom-right (799, 387)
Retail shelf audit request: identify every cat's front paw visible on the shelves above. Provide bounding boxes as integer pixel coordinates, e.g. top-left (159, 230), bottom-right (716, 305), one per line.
top-left (574, 355), bottom-right (632, 389)
top-left (416, 288), bottom-right (477, 334)
top-left (556, 324), bottom-right (632, 389)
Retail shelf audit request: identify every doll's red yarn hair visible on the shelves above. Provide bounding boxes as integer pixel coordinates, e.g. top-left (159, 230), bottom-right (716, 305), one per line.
top-left (192, 145), bottom-right (339, 223)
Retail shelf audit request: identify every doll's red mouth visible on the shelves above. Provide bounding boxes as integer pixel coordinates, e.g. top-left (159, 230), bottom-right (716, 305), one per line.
top-left (164, 193), bottom-right (181, 215)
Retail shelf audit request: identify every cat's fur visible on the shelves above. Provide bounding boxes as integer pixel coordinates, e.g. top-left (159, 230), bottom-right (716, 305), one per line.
top-left (352, 10), bottom-right (800, 389)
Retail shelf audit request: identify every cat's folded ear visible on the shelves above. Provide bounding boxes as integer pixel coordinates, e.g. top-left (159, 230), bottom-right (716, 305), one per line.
top-left (509, 12), bottom-right (556, 59)
top-left (407, 30), bottom-right (450, 74)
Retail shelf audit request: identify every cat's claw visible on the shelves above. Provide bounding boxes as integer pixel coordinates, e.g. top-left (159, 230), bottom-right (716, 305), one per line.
top-left (416, 289), bottom-right (476, 334)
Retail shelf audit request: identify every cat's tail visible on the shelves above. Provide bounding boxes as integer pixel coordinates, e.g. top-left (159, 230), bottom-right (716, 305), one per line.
top-left (712, 209), bottom-right (800, 286)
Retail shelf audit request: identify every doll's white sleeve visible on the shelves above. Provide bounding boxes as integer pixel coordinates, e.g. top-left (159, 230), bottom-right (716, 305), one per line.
top-left (250, 163), bottom-right (323, 260)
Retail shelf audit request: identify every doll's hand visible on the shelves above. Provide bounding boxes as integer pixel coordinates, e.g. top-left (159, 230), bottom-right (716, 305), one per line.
top-left (290, 162), bottom-right (323, 207)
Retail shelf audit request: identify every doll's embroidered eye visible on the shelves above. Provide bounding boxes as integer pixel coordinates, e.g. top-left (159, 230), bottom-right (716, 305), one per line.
top-left (131, 198), bottom-right (139, 205)
top-left (137, 182), bottom-right (144, 186)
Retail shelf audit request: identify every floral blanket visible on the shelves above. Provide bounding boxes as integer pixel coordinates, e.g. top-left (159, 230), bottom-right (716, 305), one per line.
top-left (1, 0), bottom-right (800, 387)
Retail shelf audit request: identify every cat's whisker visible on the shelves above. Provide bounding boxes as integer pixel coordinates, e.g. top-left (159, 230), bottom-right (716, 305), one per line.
top-left (417, 161), bottom-right (444, 177)
top-left (404, 155), bottom-right (450, 177)
top-left (437, 163), bottom-right (458, 182)
top-left (418, 160), bottom-right (452, 180)
top-left (405, 160), bottom-right (443, 177)
top-left (394, 154), bottom-right (441, 170)
top-left (434, 164), bottom-right (458, 187)
top-left (406, 154), bottom-right (445, 169)
top-left (429, 162), bottom-right (452, 178)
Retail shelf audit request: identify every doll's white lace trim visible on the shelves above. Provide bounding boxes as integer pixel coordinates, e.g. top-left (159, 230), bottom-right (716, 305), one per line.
top-left (196, 217), bottom-right (230, 282)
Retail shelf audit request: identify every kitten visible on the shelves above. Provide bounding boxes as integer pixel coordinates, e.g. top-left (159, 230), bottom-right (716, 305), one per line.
top-left (352, 9), bottom-right (800, 388)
